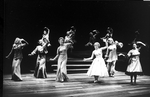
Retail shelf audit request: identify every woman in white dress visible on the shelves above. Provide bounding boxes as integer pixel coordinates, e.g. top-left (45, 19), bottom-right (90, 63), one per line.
top-left (83, 39), bottom-right (108, 83)
top-left (50, 37), bottom-right (72, 82)
top-left (125, 41), bottom-right (146, 84)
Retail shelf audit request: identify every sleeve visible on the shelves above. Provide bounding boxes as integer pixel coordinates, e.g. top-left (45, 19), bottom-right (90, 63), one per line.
top-left (31, 47), bottom-right (38, 55)
top-left (127, 50), bottom-right (132, 57)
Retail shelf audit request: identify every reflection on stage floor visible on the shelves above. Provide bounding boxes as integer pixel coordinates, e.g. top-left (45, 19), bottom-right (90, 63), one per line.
top-left (3, 71), bottom-right (150, 97)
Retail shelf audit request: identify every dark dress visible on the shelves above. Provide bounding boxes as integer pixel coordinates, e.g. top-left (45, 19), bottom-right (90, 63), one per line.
top-left (32, 45), bottom-right (47, 78)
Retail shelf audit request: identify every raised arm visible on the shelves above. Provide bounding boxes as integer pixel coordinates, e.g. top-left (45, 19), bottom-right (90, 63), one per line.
top-left (136, 41), bottom-right (146, 51)
top-left (136, 41), bottom-right (146, 46)
top-left (28, 47), bottom-right (38, 56)
top-left (101, 39), bottom-right (108, 50)
top-left (65, 42), bottom-right (72, 49)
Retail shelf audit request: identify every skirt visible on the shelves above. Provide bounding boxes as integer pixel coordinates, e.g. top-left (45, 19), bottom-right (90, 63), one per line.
top-left (125, 57), bottom-right (143, 75)
top-left (87, 57), bottom-right (108, 77)
top-left (12, 58), bottom-right (22, 81)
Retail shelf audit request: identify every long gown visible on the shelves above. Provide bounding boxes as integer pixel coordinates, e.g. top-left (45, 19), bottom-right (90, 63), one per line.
top-left (125, 49), bottom-right (143, 75)
top-left (87, 48), bottom-right (108, 77)
top-left (33, 46), bottom-right (47, 78)
top-left (56, 44), bottom-right (69, 82)
top-left (11, 45), bottom-right (23, 81)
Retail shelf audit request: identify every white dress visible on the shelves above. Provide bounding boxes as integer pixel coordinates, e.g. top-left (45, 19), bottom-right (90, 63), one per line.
top-left (87, 48), bottom-right (108, 77)
top-left (126, 49), bottom-right (143, 75)
top-left (106, 44), bottom-right (118, 62)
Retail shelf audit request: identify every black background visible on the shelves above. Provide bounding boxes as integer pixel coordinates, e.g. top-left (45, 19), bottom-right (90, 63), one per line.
top-left (3, 1), bottom-right (150, 74)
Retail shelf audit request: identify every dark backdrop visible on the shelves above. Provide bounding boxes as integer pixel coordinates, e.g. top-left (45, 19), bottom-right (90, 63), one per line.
top-left (3, 1), bottom-right (150, 74)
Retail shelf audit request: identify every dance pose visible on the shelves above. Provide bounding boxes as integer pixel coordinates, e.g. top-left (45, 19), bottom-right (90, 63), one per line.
top-left (28, 39), bottom-right (48, 78)
top-left (83, 40), bottom-right (108, 83)
top-left (100, 27), bottom-right (113, 41)
top-left (64, 26), bottom-right (76, 44)
top-left (41, 27), bottom-right (51, 53)
top-left (50, 37), bottom-right (72, 82)
top-left (6, 37), bottom-right (28, 81)
top-left (125, 41), bottom-right (146, 84)
top-left (85, 30), bottom-right (99, 46)
top-left (105, 38), bottom-right (123, 77)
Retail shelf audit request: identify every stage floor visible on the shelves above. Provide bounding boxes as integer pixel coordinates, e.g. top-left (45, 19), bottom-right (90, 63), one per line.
top-left (3, 71), bottom-right (150, 97)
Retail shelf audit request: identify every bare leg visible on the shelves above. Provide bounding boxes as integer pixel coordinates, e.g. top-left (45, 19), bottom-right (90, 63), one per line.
top-left (134, 74), bottom-right (137, 84)
top-left (94, 76), bottom-right (99, 83)
top-left (111, 61), bottom-right (116, 76)
top-left (109, 62), bottom-right (114, 77)
top-left (130, 75), bottom-right (133, 84)
top-left (107, 62), bottom-right (111, 77)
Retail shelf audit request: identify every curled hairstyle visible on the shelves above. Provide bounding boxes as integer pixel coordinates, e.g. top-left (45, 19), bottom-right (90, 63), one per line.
top-left (14, 37), bottom-right (21, 44)
top-left (58, 37), bottom-right (64, 42)
top-left (94, 42), bottom-right (100, 47)
top-left (108, 38), bottom-right (114, 44)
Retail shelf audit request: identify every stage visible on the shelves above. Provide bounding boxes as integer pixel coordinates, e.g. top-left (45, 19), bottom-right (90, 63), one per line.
top-left (3, 71), bottom-right (150, 97)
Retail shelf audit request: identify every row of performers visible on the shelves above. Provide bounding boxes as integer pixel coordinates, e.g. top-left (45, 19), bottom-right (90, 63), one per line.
top-left (6, 26), bottom-right (147, 85)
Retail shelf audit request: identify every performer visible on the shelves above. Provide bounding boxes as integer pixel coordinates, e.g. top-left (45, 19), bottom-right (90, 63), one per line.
top-left (83, 39), bottom-right (108, 83)
top-left (85, 30), bottom-right (99, 46)
top-left (64, 26), bottom-right (76, 44)
top-left (105, 38), bottom-right (123, 77)
top-left (41, 27), bottom-right (51, 53)
top-left (28, 39), bottom-right (48, 78)
top-left (50, 37), bottom-right (72, 82)
top-left (100, 27), bottom-right (113, 41)
top-left (6, 37), bottom-right (28, 81)
top-left (125, 41), bottom-right (146, 84)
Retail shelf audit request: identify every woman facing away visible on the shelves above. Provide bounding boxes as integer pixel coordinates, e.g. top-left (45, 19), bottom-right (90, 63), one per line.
top-left (6, 37), bottom-right (28, 81)
top-left (125, 41), bottom-right (146, 85)
top-left (28, 39), bottom-right (48, 78)
top-left (50, 37), bottom-right (72, 82)
top-left (83, 39), bottom-right (108, 83)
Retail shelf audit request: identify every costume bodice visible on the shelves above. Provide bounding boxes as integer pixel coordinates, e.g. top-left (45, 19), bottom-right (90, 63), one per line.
top-left (93, 49), bottom-right (102, 58)
top-left (58, 45), bottom-right (67, 55)
top-left (128, 49), bottom-right (140, 57)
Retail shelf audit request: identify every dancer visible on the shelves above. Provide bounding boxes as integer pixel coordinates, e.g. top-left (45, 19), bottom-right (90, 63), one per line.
top-left (6, 37), bottom-right (28, 81)
top-left (100, 27), bottom-right (113, 41)
top-left (83, 39), bottom-right (108, 83)
top-left (41, 27), bottom-right (51, 53)
top-left (64, 26), bottom-right (76, 52)
top-left (64, 26), bottom-right (76, 44)
top-left (85, 30), bottom-right (99, 46)
top-left (50, 37), bottom-right (72, 82)
top-left (28, 39), bottom-right (48, 78)
top-left (125, 41), bottom-right (146, 84)
top-left (105, 38), bottom-right (123, 77)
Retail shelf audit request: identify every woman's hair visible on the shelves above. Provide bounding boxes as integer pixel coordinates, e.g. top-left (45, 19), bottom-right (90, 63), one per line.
top-left (133, 43), bottom-right (137, 47)
top-left (43, 27), bottom-right (48, 34)
top-left (108, 38), bottom-right (114, 44)
top-left (58, 37), bottom-right (64, 42)
top-left (14, 37), bottom-right (21, 44)
top-left (94, 42), bottom-right (100, 47)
